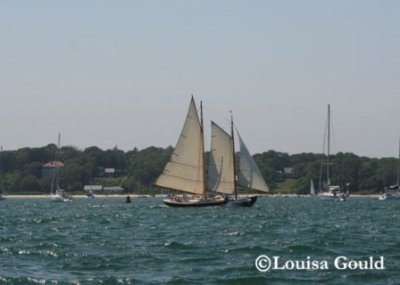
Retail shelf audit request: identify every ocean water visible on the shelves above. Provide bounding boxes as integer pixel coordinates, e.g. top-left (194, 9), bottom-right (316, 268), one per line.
top-left (0, 197), bottom-right (399, 284)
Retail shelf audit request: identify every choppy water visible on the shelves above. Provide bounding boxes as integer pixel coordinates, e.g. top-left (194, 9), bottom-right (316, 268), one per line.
top-left (0, 197), bottom-right (399, 284)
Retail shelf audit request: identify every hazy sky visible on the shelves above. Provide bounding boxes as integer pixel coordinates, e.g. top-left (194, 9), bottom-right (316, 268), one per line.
top-left (1, 1), bottom-right (399, 158)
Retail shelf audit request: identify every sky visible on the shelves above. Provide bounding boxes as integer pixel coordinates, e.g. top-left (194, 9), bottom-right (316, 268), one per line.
top-left (0, 0), bottom-right (399, 158)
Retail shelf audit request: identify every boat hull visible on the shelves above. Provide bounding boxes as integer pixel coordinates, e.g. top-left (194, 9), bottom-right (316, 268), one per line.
top-left (163, 196), bottom-right (228, 207)
top-left (317, 192), bottom-right (348, 201)
top-left (378, 193), bottom-right (400, 200)
top-left (50, 195), bottom-right (65, 202)
top-left (50, 190), bottom-right (72, 203)
top-left (228, 196), bottom-right (257, 207)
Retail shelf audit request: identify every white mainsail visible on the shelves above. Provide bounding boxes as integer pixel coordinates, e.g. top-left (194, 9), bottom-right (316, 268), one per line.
top-left (154, 97), bottom-right (205, 195)
top-left (208, 122), bottom-right (235, 194)
top-left (237, 131), bottom-right (269, 193)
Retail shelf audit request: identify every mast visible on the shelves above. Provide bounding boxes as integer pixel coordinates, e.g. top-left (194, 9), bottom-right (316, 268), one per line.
top-left (230, 111), bottom-right (238, 199)
top-left (57, 133), bottom-right (61, 191)
top-left (200, 101), bottom-right (208, 200)
top-left (326, 104), bottom-right (330, 187)
top-left (397, 137), bottom-right (400, 189)
top-left (0, 146), bottom-right (3, 194)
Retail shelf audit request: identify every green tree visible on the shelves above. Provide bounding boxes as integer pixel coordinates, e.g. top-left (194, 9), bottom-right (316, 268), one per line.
top-left (19, 174), bottom-right (41, 193)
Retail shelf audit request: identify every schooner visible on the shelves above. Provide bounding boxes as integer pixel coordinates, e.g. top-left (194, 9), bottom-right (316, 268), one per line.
top-left (155, 97), bottom-right (269, 207)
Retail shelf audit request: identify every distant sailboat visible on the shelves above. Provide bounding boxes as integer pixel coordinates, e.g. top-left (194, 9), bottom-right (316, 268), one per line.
top-left (0, 146), bottom-right (5, 201)
top-left (154, 97), bottom-right (228, 207)
top-left (317, 104), bottom-right (349, 201)
top-left (379, 138), bottom-right (400, 200)
top-left (208, 112), bottom-right (269, 207)
top-left (85, 173), bottom-right (96, 198)
top-left (310, 179), bottom-right (315, 196)
top-left (86, 190), bottom-right (95, 199)
top-left (49, 134), bottom-right (72, 203)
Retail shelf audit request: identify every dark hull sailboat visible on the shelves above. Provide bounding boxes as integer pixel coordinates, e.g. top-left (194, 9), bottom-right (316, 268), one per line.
top-left (155, 98), bottom-right (269, 207)
top-left (228, 196), bottom-right (257, 207)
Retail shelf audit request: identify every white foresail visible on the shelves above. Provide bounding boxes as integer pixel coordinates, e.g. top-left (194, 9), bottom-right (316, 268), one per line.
top-left (310, 179), bottom-right (315, 195)
top-left (237, 131), bottom-right (269, 192)
top-left (208, 122), bottom-right (235, 194)
top-left (154, 98), bottom-right (205, 194)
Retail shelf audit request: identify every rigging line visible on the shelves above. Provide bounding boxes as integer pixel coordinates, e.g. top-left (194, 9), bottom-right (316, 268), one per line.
top-left (0, 146), bottom-right (4, 193)
top-left (330, 111), bottom-right (337, 155)
top-left (329, 111), bottom-right (341, 186)
top-left (203, 105), bottom-right (231, 131)
top-left (157, 173), bottom-right (204, 184)
top-left (318, 110), bottom-right (328, 191)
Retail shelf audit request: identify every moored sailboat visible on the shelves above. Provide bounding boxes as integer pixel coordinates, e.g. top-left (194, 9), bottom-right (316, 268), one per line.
top-left (208, 113), bottom-right (269, 207)
top-left (317, 104), bottom-right (349, 201)
top-left (49, 134), bottom-right (72, 203)
top-left (154, 97), bottom-right (228, 207)
top-left (379, 138), bottom-right (400, 200)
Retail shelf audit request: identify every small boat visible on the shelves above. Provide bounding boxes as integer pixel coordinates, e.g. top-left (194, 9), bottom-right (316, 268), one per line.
top-left (49, 134), bottom-right (72, 203)
top-left (379, 138), bottom-right (400, 200)
top-left (316, 105), bottom-right (349, 201)
top-left (318, 186), bottom-right (348, 201)
top-left (378, 194), bottom-right (387, 201)
top-left (86, 190), bottom-right (95, 198)
top-left (154, 97), bottom-right (229, 207)
top-left (379, 187), bottom-right (400, 200)
top-left (51, 189), bottom-right (72, 203)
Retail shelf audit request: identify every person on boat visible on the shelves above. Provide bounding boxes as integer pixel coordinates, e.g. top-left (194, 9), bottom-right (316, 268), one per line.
top-left (125, 195), bottom-right (131, 203)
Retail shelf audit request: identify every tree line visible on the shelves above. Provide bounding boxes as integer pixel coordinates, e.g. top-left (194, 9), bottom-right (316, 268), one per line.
top-left (0, 144), bottom-right (396, 194)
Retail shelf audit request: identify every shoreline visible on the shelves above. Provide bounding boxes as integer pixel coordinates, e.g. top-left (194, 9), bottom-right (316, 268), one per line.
top-left (2, 194), bottom-right (166, 199)
top-left (1, 194), bottom-right (380, 199)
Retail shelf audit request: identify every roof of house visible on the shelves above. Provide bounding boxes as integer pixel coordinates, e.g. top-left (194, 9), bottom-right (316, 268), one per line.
top-left (43, 161), bottom-right (64, 168)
